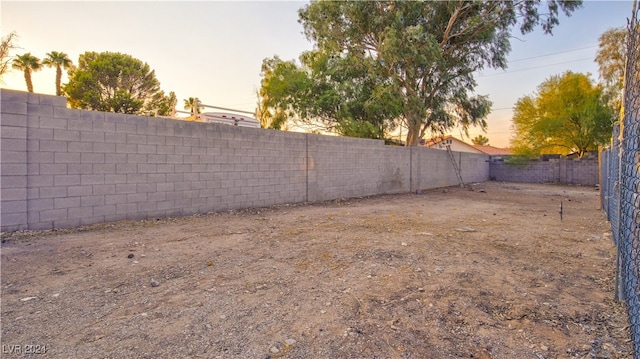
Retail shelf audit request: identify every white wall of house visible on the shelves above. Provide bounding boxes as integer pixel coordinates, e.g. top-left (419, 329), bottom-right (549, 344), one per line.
top-left (426, 137), bottom-right (484, 154)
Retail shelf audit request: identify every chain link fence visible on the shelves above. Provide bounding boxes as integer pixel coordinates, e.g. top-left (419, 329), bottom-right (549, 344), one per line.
top-left (601, 4), bottom-right (640, 357)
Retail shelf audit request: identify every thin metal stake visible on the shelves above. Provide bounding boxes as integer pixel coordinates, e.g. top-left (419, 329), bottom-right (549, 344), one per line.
top-left (559, 201), bottom-right (563, 221)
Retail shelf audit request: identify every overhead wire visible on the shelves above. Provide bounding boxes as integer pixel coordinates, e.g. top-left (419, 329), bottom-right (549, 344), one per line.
top-left (476, 44), bottom-right (599, 78)
top-left (508, 45), bottom-right (597, 63)
top-left (477, 46), bottom-right (598, 144)
top-left (479, 57), bottom-right (595, 77)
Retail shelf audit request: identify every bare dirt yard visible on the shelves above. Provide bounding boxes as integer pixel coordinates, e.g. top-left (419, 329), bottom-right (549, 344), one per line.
top-left (0, 182), bottom-right (632, 359)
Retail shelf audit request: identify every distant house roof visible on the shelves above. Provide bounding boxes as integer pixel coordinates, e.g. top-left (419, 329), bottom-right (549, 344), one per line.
top-left (422, 135), bottom-right (483, 154)
top-left (421, 135), bottom-right (453, 147)
top-left (472, 145), bottom-right (513, 155)
top-left (422, 135), bottom-right (512, 155)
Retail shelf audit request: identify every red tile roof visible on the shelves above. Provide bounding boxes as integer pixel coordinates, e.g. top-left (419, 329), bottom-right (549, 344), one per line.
top-left (422, 135), bottom-right (453, 147)
top-left (472, 145), bottom-right (513, 155)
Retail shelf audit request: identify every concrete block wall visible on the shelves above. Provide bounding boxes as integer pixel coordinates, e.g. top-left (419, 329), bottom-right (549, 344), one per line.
top-left (307, 135), bottom-right (411, 201)
top-left (490, 158), bottom-right (557, 183)
top-left (1, 90), bottom-right (309, 231)
top-left (1, 89), bottom-right (492, 232)
top-left (489, 155), bottom-right (599, 185)
top-left (1, 90), bottom-right (68, 231)
top-left (458, 150), bottom-right (492, 184)
top-left (558, 156), bottom-right (600, 185)
top-left (412, 147), bottom-right (489, 190)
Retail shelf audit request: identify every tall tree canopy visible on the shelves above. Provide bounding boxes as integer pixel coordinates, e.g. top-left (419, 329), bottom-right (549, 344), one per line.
top-left (258, 56), bottom-right (311, 131)
top-left (43, 51), bottom-right (73, 96)
top-left (64, 51), bottom-right (164, 115)
top-left (511, 71), bottom-right (614, 158)
top-left (595, 27), bottom-right (626, 114)
top-left (260, 0), bottom-right (581, 145)
top-left (146, 90), bottom-right (177, 117)
top-left (260, 50), bottom-right (404, 138)
top-left (0, 31), bottom-right (19, 82)
top-left (12, 53), bottom-right (41, 93)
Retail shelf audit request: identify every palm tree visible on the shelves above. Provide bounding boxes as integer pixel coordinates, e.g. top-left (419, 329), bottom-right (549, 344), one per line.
top-left (12, 53), bottom-right (42, 93)
top-left (43, 51), bottom-right (72, 96)
top-left (184, 97), bottom-right (203, 115)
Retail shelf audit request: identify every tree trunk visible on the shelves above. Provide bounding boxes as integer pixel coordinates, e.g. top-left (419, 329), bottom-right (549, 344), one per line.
top-left (404, 111), bottom-right (423, 146)
top-left (24, 70), bottom-right (33, 93)
top-left (55, 66), bottom-right (62, 96)
top-left (405, 126), bottom-right (421, 146)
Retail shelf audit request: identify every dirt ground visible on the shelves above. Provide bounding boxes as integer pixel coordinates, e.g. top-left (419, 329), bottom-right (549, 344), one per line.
top-left (0, 182), bottom-right (632, 358)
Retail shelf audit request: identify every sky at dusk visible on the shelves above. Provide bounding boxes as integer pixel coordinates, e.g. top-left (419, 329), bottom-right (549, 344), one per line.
top-left (1, 1), bottom-right (635, 147)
